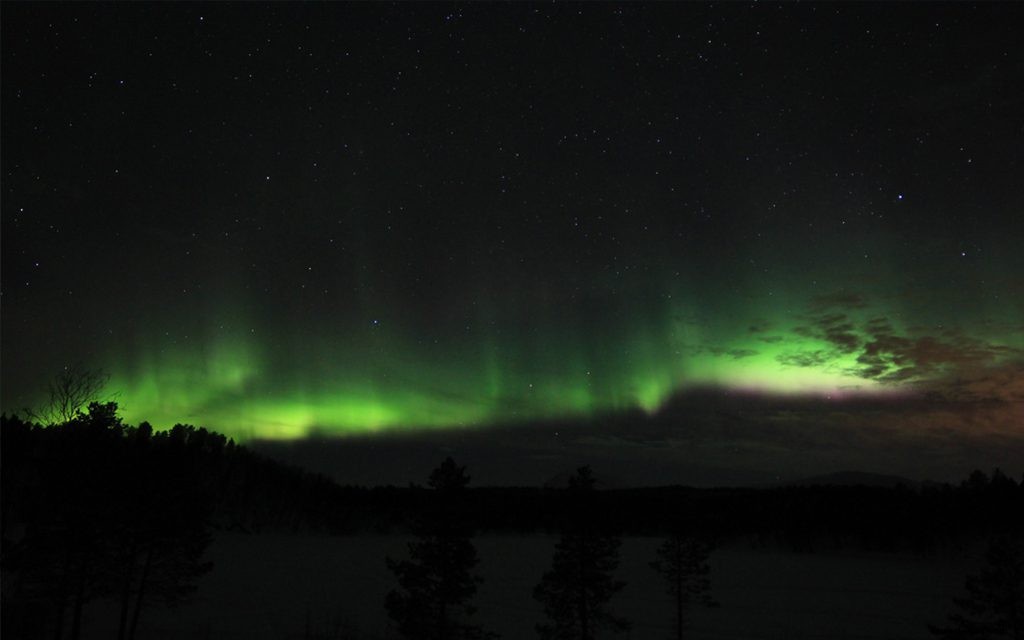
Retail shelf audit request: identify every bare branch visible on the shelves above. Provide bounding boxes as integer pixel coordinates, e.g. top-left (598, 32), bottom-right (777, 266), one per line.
top-left (28, 364), bottom-right (110, 425)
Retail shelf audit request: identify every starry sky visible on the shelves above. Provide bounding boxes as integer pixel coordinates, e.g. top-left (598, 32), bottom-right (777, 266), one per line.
top-left (2, 3), bottom-right (1022, 485)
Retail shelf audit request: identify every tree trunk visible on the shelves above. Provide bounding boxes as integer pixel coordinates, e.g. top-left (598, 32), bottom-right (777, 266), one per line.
top-left (578, 546), bottom-right (590, 640)
top-left (52, 549), bottom-right (74, 640)
top-left (676, 539), bottom-right (684, 640)
top-left (437, 536), bottom-right (448, 640)
top-left (52, 600), bottom-right (67, 640)
top-left (127, 546), bottom-right (154, 640)
top-left (69, 565), bottom-right (86, 640)
top-left (117, 544), bottom-right (138, 640)
top-left (438, 601), bottom-right (447, 640)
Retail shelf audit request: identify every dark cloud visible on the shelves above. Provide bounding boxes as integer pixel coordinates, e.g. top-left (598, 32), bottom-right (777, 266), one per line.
top-left (821, 325), bottom-right (860, 355)
top-left (808, 292), bottom-right (868, 312)
top-left (787, 294), bottom-right (1020, 397)
top-left (727, 348), bottom-right (759, 360)
top-left (865, 317), bottom-right (893, 334)
top-left (856, 327), bottom-right (1021, 386)
top-left (954, 363), bottom-right (1024, 403)
top-left (817, 313), bottom-right (848, 326)
top-left (792, 311), bottom-right (862, 354)
top-left (776, 350), bottom-right (832, 368)
top-left (706, 347), bottom-right (760, 360)
top-left (748, 320), bottom-right (772, 334)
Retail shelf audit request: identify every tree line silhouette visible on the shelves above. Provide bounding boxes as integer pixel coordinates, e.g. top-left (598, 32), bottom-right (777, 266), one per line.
top-left (385, 461), bottom-right (716, 640)
top-left (3, 404), bottom-right (211, 640)
top-left (3, 400), bottom-right (1022, 639)
top-left (384, 460), bottom-right (1024, 640)
top-left (1, 403), bottom-right (351, 640)
top-left (339, 469), bottom-right (1024, 553)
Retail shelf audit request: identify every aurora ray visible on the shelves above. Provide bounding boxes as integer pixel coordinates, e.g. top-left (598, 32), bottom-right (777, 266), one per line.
top-left (2, 1), bottom-right (1022, 486)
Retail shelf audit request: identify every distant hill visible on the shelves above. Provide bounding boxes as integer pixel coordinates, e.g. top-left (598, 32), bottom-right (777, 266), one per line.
top-left (784, 470), bottom-right (916, 489)
top-left (542, 469), bottom-right (623, 490)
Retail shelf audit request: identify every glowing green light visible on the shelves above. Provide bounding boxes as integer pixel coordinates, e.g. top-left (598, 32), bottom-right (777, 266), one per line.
top-left (80, 280), bottom-right (1019, 441)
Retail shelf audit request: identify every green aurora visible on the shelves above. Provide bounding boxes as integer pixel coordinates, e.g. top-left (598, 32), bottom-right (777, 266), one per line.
top-left (3, 3), bottom-right (1022, 452)
top-left (5, 211), bottom-right (1021, 442)
top-left (85, 277), bottom-right (1020, 441)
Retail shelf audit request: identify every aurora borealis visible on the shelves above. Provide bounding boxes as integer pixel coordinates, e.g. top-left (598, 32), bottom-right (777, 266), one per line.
top-left (2, 3), bottom-right (1022, 484)
top-left (69, 282), bottom-right (1022, 441)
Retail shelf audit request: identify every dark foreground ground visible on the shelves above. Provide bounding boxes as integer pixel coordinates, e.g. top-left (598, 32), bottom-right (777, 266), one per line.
top-left (77, 532), bottom-right (977, 640)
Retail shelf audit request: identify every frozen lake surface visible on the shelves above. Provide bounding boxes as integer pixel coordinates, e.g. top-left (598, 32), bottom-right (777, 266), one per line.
top-left (83, 533), bottom-right (977, 639)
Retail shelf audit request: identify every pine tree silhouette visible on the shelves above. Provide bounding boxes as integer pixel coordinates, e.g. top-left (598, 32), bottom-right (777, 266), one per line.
top-left (650, 533), bottom-right (717, 640)
top-left (930, 536), bottom-right (1024, 640)
top-left (385, 457), bottom-right (496, 640)
top-left (534, 466), bottom-right (629, 640)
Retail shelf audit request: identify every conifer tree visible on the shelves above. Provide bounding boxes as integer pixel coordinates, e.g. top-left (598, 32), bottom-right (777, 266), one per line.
top-left (650, 533), bottom-right (717, 640)
top-left (385, 457), bottom-right (495, 640)
top-left (930, 536), bottom-right (1024, 640)
top-left (534, 466), bottom-right (628, 640)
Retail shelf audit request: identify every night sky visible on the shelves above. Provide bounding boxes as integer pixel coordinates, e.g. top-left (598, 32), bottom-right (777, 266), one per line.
top-left (3, 3), bottom-right (1022, 486)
